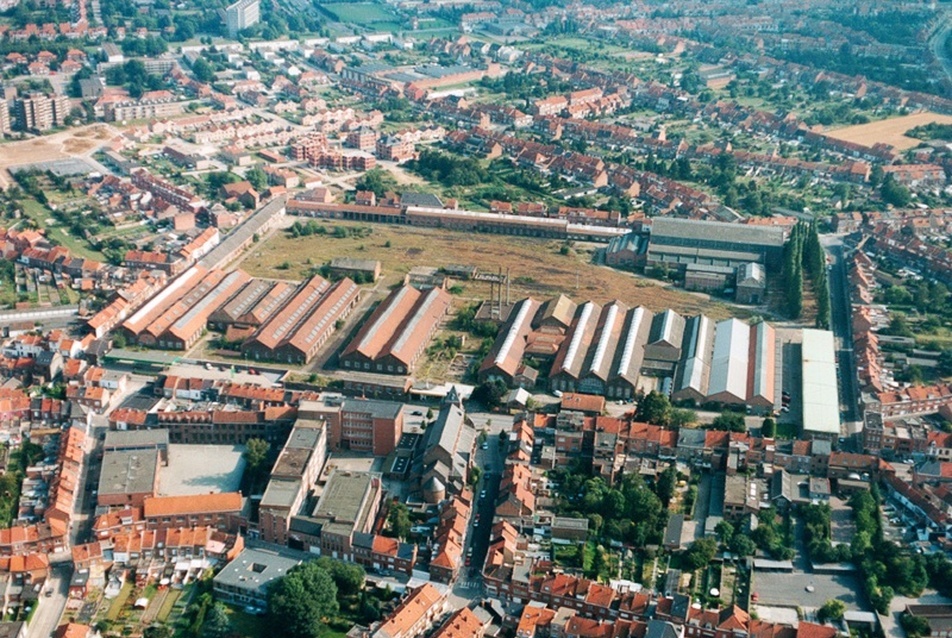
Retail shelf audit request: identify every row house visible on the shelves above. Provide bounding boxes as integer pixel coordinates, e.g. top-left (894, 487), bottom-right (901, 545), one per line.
top-left (430, 494), bottom-right (470, 584)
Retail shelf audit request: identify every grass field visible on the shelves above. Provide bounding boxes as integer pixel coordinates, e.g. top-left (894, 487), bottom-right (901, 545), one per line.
top-left (242, 222), bottom-right (732, 318)
top-left (322, 2), bottom-right (396, 24)
top-left (825, 112), bottom-right (952, 150)
top-left (20, 199), bottom-right (106, 261)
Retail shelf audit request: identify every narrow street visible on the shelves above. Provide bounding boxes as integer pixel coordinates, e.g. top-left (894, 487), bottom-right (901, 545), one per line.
top-left (821, 235), bottom-right (862, 437)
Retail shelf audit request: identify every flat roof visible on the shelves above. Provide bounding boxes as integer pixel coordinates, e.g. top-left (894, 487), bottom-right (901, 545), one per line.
top-left (801, 329), bottom-right (840, 435)
top-left (312, 470), bottom-right (380, 537)
top-left (157, 444), bottom-right (245, 496)
top-left (104, 429), bottom-right (169, 449)
top-left (651, 217), bottom-right (786, 247)
top-left (98, 449), bottom-right (159, 497)
top-left (213, 547), bottom-right (300, 594)
top-left (261, 477), bottom-right (303, 509)
top-left (345, 398), bottom-right (403, 419)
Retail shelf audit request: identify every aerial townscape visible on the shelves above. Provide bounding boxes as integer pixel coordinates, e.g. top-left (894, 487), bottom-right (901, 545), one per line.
top-left (3, 0), bottom-right (952, 636)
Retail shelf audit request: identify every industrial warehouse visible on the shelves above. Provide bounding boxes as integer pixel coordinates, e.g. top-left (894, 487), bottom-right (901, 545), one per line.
top-left (339, 285), bottom-right (452, 375)
top-left (118, 268), bottom-right (360, 365)
top-left (478, 294), bottom-right (824, 417)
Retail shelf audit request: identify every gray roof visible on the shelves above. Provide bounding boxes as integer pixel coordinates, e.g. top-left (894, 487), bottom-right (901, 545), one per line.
top-left (651, 217), bottom-right (786, 247)
top-left (284, 423), bottom-right (324, 450)
top-left (677, 428), bottom-right (707, 448)
top-left (344, 398), bottom-right (403, 420)
top-left (330, 257), bottom-right (380, 272)
top-left (199, 196), bottom-right (286, 270)
top-left (648, 309), bottom-right (685, 349)
top-left (104, 429), bottom-right (169, 449)
top-left (312, 470), bottom-right (381, 538)
top-left (770, 470), bottom-right (793, 502)
top-left (261, 477), bottom-right (303, 510)
top-left (0, 622), bottom-right (26, 638)
top-left (811, 439), bottom-right (832, 456)
top-left (98, 449), bottom-right (159, 497)
top-left (663, 513), bottom-right (684, 548)
top-left (737, 262), bottom-right (765, 284)
top-left (400, 192), bottom-right (443, 209)
top-left (213, 547), bottom-right (300, 595)
top-left (647, 620), bottom-right (682, 638)
top-left (606, 232), bottom-right (646, 254)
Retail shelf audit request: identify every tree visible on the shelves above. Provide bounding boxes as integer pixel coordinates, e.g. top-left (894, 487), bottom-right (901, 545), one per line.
top-left (472, 379), bottom-right (507, 409)
top-left (711, 412), bottom-right (746, 432)
top-left (900, 613), bottom-right (931, 638)
top-left (761, 417), bottom-right (776, 438)
top-left (589, 545), bottom-right (607, 579)
top-left (655, 465), bottom-right (678, 508)
top-left (469, 465), bottom-right (482, 486)
top-left (387, 501), bottom-right (411, 540)
top-left (315, 557), bottom-right (365, 597)
top-left (881, 175), bottom-right (911, 208)
top-left (729, 534), bottom-right (757, 557)
top-left (143, 626), bottom-right (172, 638)
top-left (355, 168), bottom-right (397, 198)
top-left (637, 391), bottom-right (672, 425)
top-left (683, 537), bottom-right (718, 571)
top-left (937, 349), bottom-right (952, 377)
top-left (202, 602), bottom-right (230, 638)
top-left (670, 408), bottom-right (697, 427)
top-left (243, 438), bottom-right (271, 479)
top-left (191, 57), bottom-right (215, 83)
top-left (246, 166), bottom-right (268, 192)
top-left (714, 520), bottom-right (735, 545)
top-left (816, 599), bottom-right (845, 623)
top-left (268, 562), bottom-right (340, 638)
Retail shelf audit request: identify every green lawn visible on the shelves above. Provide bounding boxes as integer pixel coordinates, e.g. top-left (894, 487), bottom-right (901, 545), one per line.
top-left (224, 606), bottom-right (269, 636)
top-left (106, 582), bottom-right (134, 621)
top-left (156, 590), bottom-right (180, 623)
top-left (322, 2), bottom-right (396, 23)
top-left (20, 199), bottom-right (106, 261)
top-left (775, 420), bottom-right (799, 440)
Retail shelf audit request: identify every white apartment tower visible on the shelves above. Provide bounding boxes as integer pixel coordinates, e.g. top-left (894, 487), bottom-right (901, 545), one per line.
top-left (225, 0), bottom-right (260, 37)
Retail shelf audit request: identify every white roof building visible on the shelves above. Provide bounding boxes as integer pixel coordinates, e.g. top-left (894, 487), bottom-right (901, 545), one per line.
top-left (708, 318), bottom-right (750, 404)
top-left (801, 329), bottom-right (841, 438)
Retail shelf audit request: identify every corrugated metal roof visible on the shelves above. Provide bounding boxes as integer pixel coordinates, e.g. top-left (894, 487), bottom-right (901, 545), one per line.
top-left (708, 318), bottom-right (749, 402)
top-left (802, 329), bottom-right (840, 435)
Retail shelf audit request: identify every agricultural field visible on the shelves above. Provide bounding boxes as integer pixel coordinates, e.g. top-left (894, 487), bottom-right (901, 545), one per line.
top-left (321, 2), bottom-right (398, 24)
top-left (241, 221), bottom-right (734, 319)
top-left (825, 112), bottom-right (952, 150)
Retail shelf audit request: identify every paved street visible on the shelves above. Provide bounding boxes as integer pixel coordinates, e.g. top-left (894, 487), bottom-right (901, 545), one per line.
top-left (821, 235), bottom-right (862, 436)
top-left (449, 413), bottom-right (508, 606)
top-left (28, 563), bottom-right (71, 638)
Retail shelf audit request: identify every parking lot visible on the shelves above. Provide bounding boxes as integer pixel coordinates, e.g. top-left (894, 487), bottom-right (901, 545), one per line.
top-left (753, 571), bottom-right (867, 610)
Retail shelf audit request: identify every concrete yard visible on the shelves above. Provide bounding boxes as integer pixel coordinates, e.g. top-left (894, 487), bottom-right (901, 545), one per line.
top-left (158, 444), bottom-right (246, 495)
top-left (752, 571), bottom-right (867, 611)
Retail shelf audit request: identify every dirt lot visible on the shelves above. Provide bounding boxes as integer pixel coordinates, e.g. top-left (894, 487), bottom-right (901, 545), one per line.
top-left (242, 222), bottom-right (733, 318)
top-left (0, 124), bottom-right (119, 188)
top-left (824, 112), bottom-right (952, 151)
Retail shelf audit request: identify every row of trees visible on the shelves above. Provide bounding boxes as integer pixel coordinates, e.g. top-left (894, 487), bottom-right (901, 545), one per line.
top-left (782, 220), bottom-right (830, 327)
top-left (849, 487), bottom-right (929, 613)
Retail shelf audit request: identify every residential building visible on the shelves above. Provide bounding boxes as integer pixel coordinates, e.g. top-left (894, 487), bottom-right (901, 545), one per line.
top-left (225, 0), bottom-right (261, 37)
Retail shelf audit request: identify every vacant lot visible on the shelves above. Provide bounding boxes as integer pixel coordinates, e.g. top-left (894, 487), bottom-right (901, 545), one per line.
top-left (825, 112), bottom-right (952, 150)
top-left (242, 222), bottom-right (732, 318)
top-left (322, 2), bottom-right (396, 23)
top-left (0, 124), bottom-right (118, 188)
